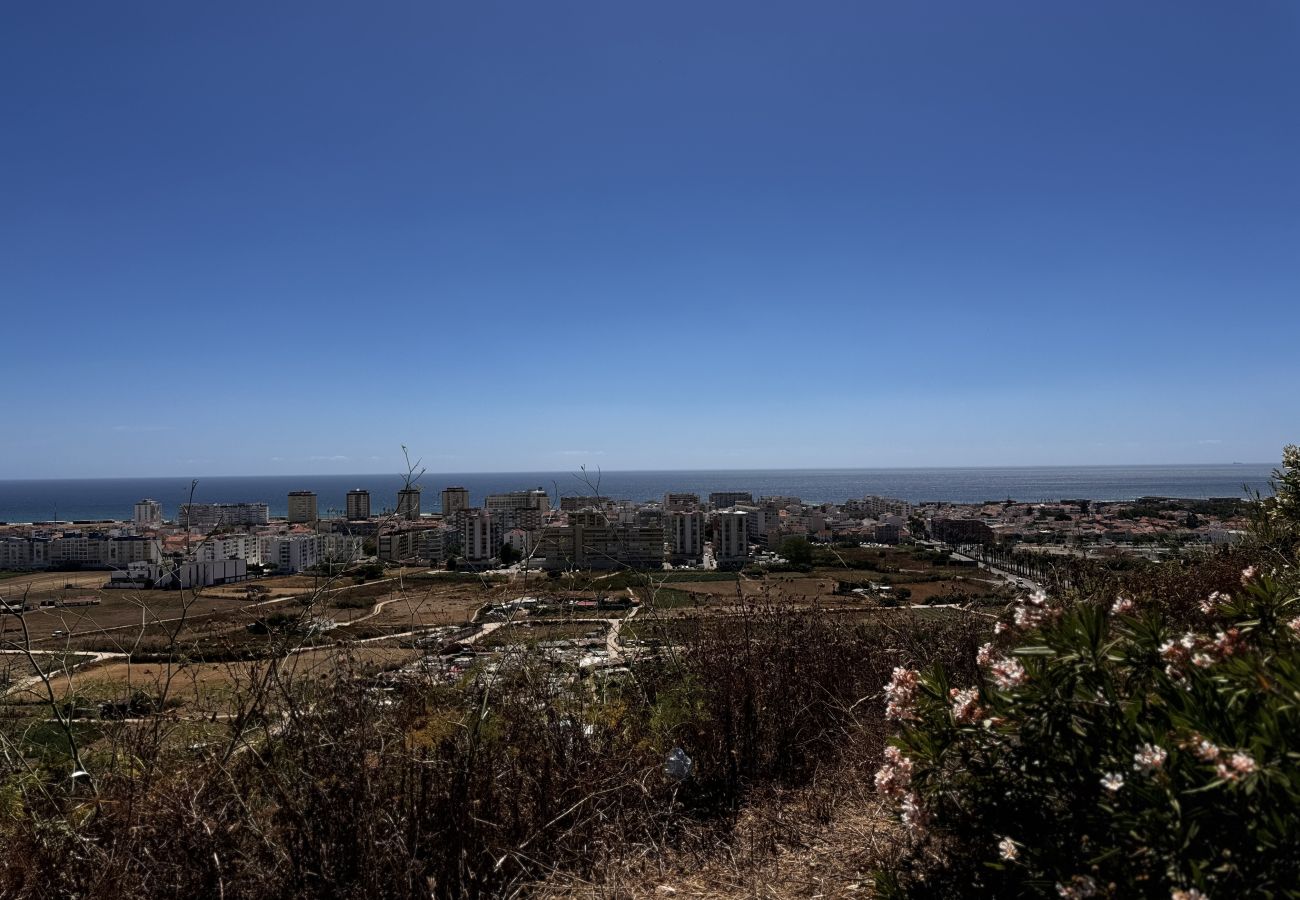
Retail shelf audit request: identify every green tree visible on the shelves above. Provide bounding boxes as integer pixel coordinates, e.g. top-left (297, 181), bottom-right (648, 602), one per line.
top-left (499, 543), bottom-right (520, 566)
top-left (779, 536), bottom-right (813, 567)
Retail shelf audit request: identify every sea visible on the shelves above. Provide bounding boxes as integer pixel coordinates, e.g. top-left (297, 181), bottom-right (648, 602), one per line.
top-left (0, 464), bottom-right (1277, 524)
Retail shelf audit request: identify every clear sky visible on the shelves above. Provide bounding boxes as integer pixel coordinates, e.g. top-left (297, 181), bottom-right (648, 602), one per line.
top-left (2, 1), bottom-right (1297, 477)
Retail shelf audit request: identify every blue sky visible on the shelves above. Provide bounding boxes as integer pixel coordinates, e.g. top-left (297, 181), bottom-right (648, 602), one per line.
top-left (2, 1), bottom-right (1297, 477)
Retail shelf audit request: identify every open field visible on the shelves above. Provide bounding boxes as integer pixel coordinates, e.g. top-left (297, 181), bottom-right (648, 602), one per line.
top-left (6, 645), bottom-right (420, 709)
top-left (0, 546), bottom-right (1010, 717)
top-left (0, 566), bottom-right (504, 652)
top-left (477, 620), bottom-right (608, 649)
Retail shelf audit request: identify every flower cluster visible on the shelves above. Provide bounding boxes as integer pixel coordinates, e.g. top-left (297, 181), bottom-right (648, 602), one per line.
top-left (1010, 588), bottom-right (1060, 631)
top-left (900, 791), bottom-right (929, 835)
top-left (976, 642), bottom-right (996, 666)
top-left (1100, 772), bottom-right (1125, 792)
top-left (998, 836), bottom-right (1018, 861)
top-left (1190, 737), bottom-right (1220, 762)
top-left (1133, 743), bottom-right (1168, 775)
top-left (988, 655), bottom-right (1027, 689)
top-left (949, 686), bottom-right (983, 724)
top-left (1288, 616), bottom-right (1300, 640)
top-left (1111, 594), bottom-right (1135, 615)
top-left (884, 667), bottom-right (920, 721)
top-left (1160, 629), bottom-right (1245, 677)
top-left (1199, 590), bottom-right (1228, 615)
top-left (873, 745), bottom-right (913, 799)
top-left (1181, 735), bottom-right (1257, 783)
top-left (1240, 566), bottom-right (1257, 586)
top-left (1215, 751), bottom-right (1257, 783)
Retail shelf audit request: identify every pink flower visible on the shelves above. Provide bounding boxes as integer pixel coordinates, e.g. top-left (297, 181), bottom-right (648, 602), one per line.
top-left (884, 667), bottom-right (920, 721)
top-left (1216, 751), bottom-right (1256, 782)
top-left (874, 745), bottom-right (913, 799)
top-left (989, 656), bottom-right (1026, 690)
top-left (900, 791), bottom-right (929, 834)
top-left (1133, 743), bottom-right (1167, 774)
top-left (1240, 565), bottom-right (1257, 585)
top-left (1212, 628), bottom-right (1244, 658)
top-left (1288, 617), bottom-right (1300, 639)
top-left (976, 642), bottom-right (996, 667)
top-left (1100, 772), bottom-right (1124, 792)
top-left (1111, 595), bottom-right (1134, 615)
top-left (997, 836), bottom-right (1018, 861)
top-left (1191, 737), bottom-right (1220, 762)
top-left (949, 686), bottom-right (983, 724)
top-left (1199, 591), bottom-right (1227, 615)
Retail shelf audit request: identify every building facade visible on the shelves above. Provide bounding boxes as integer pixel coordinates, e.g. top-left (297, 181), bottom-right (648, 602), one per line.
top-left (666, 509), bottom-right (704, 563)
top-left (287, 491), bottom-right (318, 524)
top-left (133, 499), bottom-right (163, 527)
top-left (397, 487), bottom-right (422, 521)
top-left (440, 486), bottom-right (470, 519)
top-left (177, 502), bottom-right (270, 528)
top-left (713, 510), bottom-right (750, 567)
top-left (345, 489), bottom-right (371, 520)
top-left (462, 510), bottom-right (502, 563)
top-left (709, 491), bottom-right (753, 509)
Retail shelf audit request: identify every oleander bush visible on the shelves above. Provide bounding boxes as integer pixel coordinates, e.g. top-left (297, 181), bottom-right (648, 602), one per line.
top-left (876, 565), bottom-right (1300, 898)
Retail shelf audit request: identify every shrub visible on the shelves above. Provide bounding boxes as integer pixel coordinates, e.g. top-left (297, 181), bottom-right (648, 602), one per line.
top-left (876, 567), bottom-right (1300, 898)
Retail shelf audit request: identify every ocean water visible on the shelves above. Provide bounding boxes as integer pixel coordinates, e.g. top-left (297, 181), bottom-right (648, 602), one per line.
top-left (0, 465), bottom-right (1276, 523)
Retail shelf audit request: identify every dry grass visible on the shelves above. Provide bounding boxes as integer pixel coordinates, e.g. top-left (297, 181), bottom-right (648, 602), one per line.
top-left (7, 646), bottom-right (419, 709)
top-left (536, 743), bottom-right (906, 899)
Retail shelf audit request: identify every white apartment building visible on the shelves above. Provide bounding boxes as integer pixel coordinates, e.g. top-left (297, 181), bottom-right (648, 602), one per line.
top-left (860, 496), bottom-right (913, 518)
top-left (259, 533), bottom-right (322, 574)
top-left (503, 527), bottom-right (532, 557)
top-left (378, 526), bottom-right (445, 564)
top-left (195, 533), bottom-right (262, 565)
top-left (107, 559), bottom-right (247, 590)
top-left (133, 499), bottom-right (163, 527)
top-left (713, 510), bottom-right (750, 566)
top-left (178, 502), bottom-right (270, 528)
top-left (463, 510), bottom-right (501, 563)
top-left (667, 510), bottom-right (704, 563)
top-left (536, 523), bottom-right (665, 571)
top-left (321, 532), bottom-right (365, 565)
top-left (0, 533), bottom-right (159, 570)
top-left (485, 489), bottom-right (550, 515)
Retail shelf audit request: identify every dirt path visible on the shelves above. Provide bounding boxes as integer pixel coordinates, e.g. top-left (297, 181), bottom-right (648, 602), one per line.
top-left (2, 649), bottom-right (128, 697)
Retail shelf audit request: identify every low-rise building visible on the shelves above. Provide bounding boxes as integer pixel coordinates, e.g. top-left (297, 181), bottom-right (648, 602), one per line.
top-left (259, 533), bottom-right (323, 574)
top-left (177, 502), bottom-right (270, 528)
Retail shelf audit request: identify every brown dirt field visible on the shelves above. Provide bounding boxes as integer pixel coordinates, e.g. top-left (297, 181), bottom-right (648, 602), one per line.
top-left (14, 646), bottom-right (419, 708)
top-left (334, 591), bottom-right (483, 628)
top-left (0, 592), bottom-right (260, 645)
